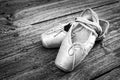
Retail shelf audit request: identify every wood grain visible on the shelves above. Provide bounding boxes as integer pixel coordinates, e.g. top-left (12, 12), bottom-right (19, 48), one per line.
top-left (7, 26), bottom-right (120, 80)
top-left (13, 0), bottom-right (118, 27)
top-left (0, 0), bottom-right (120, 80)
top-left (95, 67), bottom-right (120, 80)
top-left (14, 0), bottom-right (67, 19)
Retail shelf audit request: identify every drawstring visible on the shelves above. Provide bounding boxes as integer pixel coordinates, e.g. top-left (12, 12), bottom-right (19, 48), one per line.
top-left (75, 17), bottom-right (102, 36)
top-left (68, 43), bottom-right (84, 70)
top-left (68, 43), bottom-right (84, 56)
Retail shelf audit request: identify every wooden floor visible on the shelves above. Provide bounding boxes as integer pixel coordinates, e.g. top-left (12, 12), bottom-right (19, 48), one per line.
top-left (0, 0), bottom-right (120, 80)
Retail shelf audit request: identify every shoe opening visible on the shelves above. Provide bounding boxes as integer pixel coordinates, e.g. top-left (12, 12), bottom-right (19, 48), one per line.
top-left (64, 23), bottom-right (71, 32)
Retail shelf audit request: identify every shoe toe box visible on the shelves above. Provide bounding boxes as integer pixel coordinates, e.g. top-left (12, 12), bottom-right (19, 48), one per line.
top-left (41, 34), bottom-right (49, 48)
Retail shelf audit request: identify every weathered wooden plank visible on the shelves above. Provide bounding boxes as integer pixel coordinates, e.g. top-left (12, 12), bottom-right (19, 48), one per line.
top-left (2, 2), bottom-right (120, 41)
top-left (2, 3), bottom-right (119, 80)
top-left (15, 0), bottom-right (120, 21)
top-left (0, 1), bottom-right (120, 60)
top-left (0, 0), bottom-right (120, 80)
top-left (14, 0), bottom-right (68, 19)
top-left (95, 67), bottom-right (120, 80)
top-left (1, 0), bottom-right (119, 37)
top-left (0, 45), bottom-right (58, 79)
top-left (13, 0), bottom-right (119, 27)
top-left (0, 0), bottom-right (61, 15)
top-left (1, 13), bottom-right (120, 80)
top-left (6, 28), bottom-right (120, 80)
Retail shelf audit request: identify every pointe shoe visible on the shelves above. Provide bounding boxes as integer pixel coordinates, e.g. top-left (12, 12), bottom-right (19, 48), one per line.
top-left (41, 9), bottom-right (109, 49)
top-left (41, 22), bottom-right (77, 48)
top-left (55, 8), bottom-right (109, 72)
